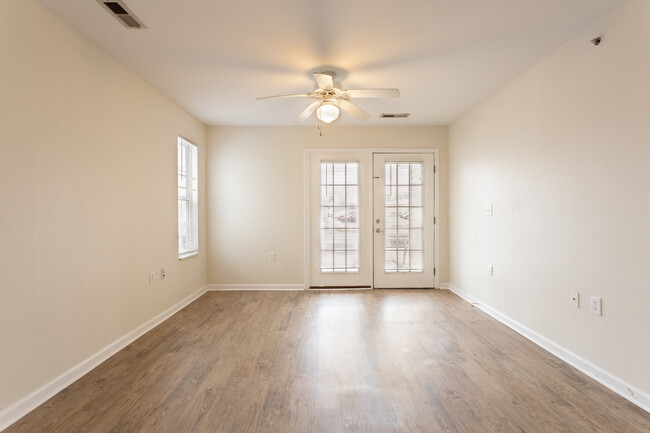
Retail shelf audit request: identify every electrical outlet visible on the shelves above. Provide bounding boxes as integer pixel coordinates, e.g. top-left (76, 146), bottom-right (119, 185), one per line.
top-left (268, 252), bottom-right (276, 262)
top-left (590, 296), bottom-right (602, 316)
top-left (488, 264), bottom-right (493, 276)
top-left (149, 271), bottom-right (155, 285)
top-left (486, 204), bottom-right (493, 216)
top-left (570, 291), bottom-right (579, 308)
top-left (160, 268), bottom-right (166, 280)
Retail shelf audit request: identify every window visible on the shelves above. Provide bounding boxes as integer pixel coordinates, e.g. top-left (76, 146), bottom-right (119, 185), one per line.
top-left (319, 162), bottom-right (359, 272)
top-left (384, 162), bottom-right (424, 272)
top-left (178, 137), bottom-right (198, 258)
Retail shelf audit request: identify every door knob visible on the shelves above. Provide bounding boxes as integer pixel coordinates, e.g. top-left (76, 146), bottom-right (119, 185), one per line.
top-left (376, 219), bottom-right (381, 224)
top-left (376, 228), bottom-right (382, 233)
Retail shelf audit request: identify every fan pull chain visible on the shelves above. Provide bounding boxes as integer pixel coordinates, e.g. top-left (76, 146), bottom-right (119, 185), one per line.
top-left (318, 122), bottom-right (323, 136)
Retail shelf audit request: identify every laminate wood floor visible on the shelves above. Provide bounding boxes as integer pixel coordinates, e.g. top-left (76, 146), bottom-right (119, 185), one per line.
top-left (5, 290), bottom-right (649, 433)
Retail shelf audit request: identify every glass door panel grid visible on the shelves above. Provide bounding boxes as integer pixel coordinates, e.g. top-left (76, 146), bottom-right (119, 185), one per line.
top-left (384, 162), bottom-right (424, 272)
top-left (320, 162), bottom-right (359, 272)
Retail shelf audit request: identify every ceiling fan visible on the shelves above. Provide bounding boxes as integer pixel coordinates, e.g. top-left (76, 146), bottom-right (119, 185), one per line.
top-left (256, 71), bottom-right (400, 124)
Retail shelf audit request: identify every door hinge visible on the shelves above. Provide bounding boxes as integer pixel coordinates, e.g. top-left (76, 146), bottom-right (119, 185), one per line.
top-left (434, 267), bottom-right (436, 276)
top-left (434, 165), bottom-right (437, 174)
top-left (434, 217), bottom-right (437, 224)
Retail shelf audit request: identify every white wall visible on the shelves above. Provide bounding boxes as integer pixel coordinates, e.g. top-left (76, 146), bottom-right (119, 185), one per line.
top-left (449, 0), bottom-right (650, 401)
top-left (206, 126), bottom-right (448, 286)
top-left (0, 0), bottom-right (207, 412)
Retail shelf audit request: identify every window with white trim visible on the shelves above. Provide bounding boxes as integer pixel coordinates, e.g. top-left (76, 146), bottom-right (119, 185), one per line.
top-left (384, 162), bottom-right (424, 272)
top-left (178, 137), bottom-right (198, 258)
top-left (319, 162), bottom-right (359, 272)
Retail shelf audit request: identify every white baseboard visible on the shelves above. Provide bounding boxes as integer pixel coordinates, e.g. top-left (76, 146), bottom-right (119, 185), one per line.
top-left (446, 284), bottom-right (650, 414)
top-left (207, 284), bottom-right (305, 291)
top-left (0, 285), bottom-right (209, 432)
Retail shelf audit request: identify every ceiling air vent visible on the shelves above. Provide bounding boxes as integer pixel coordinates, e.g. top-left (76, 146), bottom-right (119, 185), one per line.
top-left (380, 113), bottom-right (410, 118)
top-left (97, 1), bottom-right (146, 29)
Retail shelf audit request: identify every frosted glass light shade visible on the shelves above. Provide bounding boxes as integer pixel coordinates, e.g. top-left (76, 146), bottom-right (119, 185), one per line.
top-left (316, 103), bottom-right (339, 123)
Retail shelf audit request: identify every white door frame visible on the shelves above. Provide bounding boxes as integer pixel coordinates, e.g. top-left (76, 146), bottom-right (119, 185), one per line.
top-left (304, 148), bottom-right (439, 289)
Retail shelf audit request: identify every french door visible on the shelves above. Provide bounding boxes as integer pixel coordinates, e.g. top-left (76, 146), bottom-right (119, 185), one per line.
top-left (309, 153), bottom-right (372, 287)
top-left (372, 153), bottom-right (435, 288)
top-left (308, 151), bottom-right (435, 289)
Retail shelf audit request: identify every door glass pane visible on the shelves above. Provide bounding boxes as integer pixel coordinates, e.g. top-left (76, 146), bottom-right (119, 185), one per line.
top-left (410, 164), bottom-right (422, 184)
top-left (347, 252), bottom-right (359, 268)
top-left (333, 186), bottom-right (345, 205)
top-left (320, 162), bottom-right (359, 273)
top-left (346, 229), bottom-right (359, 251)
top-left (397, 186), bottom-right (410, 206)
top-left (346, 208), bottom-right (358, 228)
top-left (385, 250), bottom-right (397, 271)
top-left (397, 250), bottom-right (410, 270)
top-left (346, 164), bottom-right (358, 184)
top-left (321, 186), bottom-right (333, 206)
top-left (334, 251), bottom-right (346, 269)
top-left (333, 163), bottom-right (346, 184)
top-left (385, 208), bottom-right (397, 229)
top-left (410, 186), bottom-right (422, 206)
top-left (333, 207), bottom-right (347, 227)
top-left (346, 186), bottom-right (358, 206)
top-left (397, 163), bottom-right (410, 184)
top-left (410, 251), bottom-right (423, 269)
top-left (333, 230), bottom-right (346, 249)
top-left (384, 162), bottom-right (424, 273)
top-left (321, 229), bottom-right (334, 249)
top-left (409, 229), bottom-right (423, 250)
top-left (321, 250), bottom-right (333, 270)
top-left (410, 207), bottom-right (423, 228)
top-left (385, 185), bottom-right (397, 206)
top-left (397, 208), bottom-right (409, 228)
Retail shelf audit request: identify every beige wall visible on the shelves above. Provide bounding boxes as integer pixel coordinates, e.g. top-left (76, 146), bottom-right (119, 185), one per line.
top-left (206, 126), bottom-right (449, 285)
top-left (0, 0), bottom-right (207, 411)
top-left (449, 0), bottom-right (650, 397)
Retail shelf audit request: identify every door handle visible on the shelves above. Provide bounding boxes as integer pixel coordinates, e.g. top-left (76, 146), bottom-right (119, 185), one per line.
top-left (376, 228), bottom-right (382, 233)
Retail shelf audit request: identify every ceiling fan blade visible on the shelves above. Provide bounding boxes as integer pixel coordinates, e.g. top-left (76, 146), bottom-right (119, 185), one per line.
top-left (313, 72), bottom-right (334, 90)
top-left (294, 101), bottom-right (321, 123)
top-left (338, 99), bottom-right (371, 121)
top-left (256, 93), bottom-right (313, 100)
top-left (345, 88), bottom-right (400, 98)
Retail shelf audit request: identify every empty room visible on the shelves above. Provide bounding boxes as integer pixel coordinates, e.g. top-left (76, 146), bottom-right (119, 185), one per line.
top-left (1, 0), bottom-right (649, 432)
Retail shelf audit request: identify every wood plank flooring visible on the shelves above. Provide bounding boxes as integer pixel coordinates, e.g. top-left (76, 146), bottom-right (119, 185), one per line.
top-left (5, 290), bottom-right (649, 432)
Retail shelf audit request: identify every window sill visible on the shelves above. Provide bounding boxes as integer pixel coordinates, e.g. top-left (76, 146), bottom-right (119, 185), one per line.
top-left (179, 251), bottom-right (199, 260)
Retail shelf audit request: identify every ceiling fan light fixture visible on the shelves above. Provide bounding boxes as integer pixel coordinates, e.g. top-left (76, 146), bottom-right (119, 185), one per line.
top-left (316, 102), bottom-right (339, 124)
top-left (257, 71), bottom-right (397, 123)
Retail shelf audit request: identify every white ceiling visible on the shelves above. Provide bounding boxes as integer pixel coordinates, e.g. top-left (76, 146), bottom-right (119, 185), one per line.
top-left (38, 0), bottom-right (623, 126)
